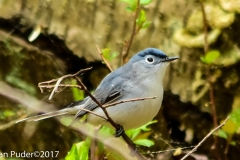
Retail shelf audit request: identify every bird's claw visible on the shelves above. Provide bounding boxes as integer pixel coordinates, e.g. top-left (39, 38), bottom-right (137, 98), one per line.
top-left (115, 124), bottom-right (124, 137)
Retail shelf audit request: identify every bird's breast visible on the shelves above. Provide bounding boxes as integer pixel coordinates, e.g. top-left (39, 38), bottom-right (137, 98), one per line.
top-left (87, 79), bottom-right (164, 130)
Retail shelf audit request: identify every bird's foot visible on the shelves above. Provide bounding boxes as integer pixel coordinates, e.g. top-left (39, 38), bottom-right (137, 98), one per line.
top-left (114, 124), bottom-right (138, 151)
top-left (115, 124), bottom-right (125, 137)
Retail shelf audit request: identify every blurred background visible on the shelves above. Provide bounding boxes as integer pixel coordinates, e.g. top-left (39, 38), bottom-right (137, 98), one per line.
top-left (0, 0), bottom-right (240, 160)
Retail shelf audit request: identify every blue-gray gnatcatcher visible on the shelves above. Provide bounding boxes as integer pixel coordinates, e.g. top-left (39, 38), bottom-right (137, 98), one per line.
top-left (17, 48), bottom-right (179, 131)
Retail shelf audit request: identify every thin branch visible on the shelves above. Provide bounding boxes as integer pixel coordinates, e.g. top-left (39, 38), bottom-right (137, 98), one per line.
top-left (40, 84), bottom-right (82, 90)
top-left (209, 81), bottom-right (218, 132)
top-left (38, 67), bottom-right (92, 100)
top-left (122, 0), bottom-right (140, 62)
top-left (200, 1), bottom-right (218, 148)
top-left (78, 108), bottom-right (107, 120)
top-left (180, 116), bottom-right (229, 160)
top-left (39, 84), bottom-right (81, 88)
top-left (104, 96), bottom-right (156, 108)
top-left (96, 45), bottom-right (113, 72)
top-left (149, 146), bottom-right (195, 154)
top-left (224, 134), bottom-right (232, 154)
top-left (38, 67), bottom-right (91, 87)
top-left (75, 77), bottom-right (117, 128)
top-left (38, 78), bottom-right (60, 93)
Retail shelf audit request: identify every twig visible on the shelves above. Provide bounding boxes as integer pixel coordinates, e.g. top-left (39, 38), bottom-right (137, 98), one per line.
top-left (200, 1), bottom-right (218, 148)
top-left (209, 80), bottom-right (218, 145)
top-left (104, 96), bottom-right (156, 108)
top-left (224, 134), bottom-right (232, 154)
top-left (38, 79), bottom-right (59, 93)
top-left (78, 108), bottom-right (107, 120)
top-left (96, 45), bottom-right (113, 72)
top-left (122, 0), bottom-right (140, 62)
top-left (39, 84), bottom-right (82, 89)
top-left (149, 146), bottom-right (195, 154)
top-left (75, 77), bottom-right (118, 128)
top-left (38, 67), bottom-right (91, 87)
top-left (180, 116), bottom-right (229, 160)
top-left (39, 84), bottom-right (82, 93)
top-left (38, 67), bottom-right (92, 100)
top-left (74, 76), bottom-right (146, 160)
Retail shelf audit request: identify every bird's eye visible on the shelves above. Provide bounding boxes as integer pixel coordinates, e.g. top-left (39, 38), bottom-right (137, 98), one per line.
top-left (145, 56), bottom-right (155, 64)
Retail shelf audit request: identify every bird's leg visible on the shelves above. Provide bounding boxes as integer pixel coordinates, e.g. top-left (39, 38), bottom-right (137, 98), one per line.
top-left (115, 124), bottom-right (125, 137)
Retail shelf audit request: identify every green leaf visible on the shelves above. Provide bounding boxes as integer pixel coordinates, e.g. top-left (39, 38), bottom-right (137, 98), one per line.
top-left (126, 120), bottom-right (157, 141)
top-left (127, 120), bottom-right (157, 138)
top-left (102, 48), bottom-right (119, 62)
top-left (126, 128), bottom-right (142, 140)
top-left (111, 52), bottom-right (119, 59)
top-left (126, 6), bottom-right (133, 12)
top-left (125, 129), bottom-right (134, 137)
top-left (200, 50), bottom-right (220, 64)
top-left (131, 3), bottom-right (137, 11)
top-left (137, 120), bottom-right (157, 131)
top-left (223, 119), bottom-right (237, 135)
top-left (120, 0), bottom-right (137, 11)
top-left (65, 143), bottom-right (78, 160)
top-left (200, 56), bottom-right (206, 63)
top-left (71, 80), bottom-right (84, 101)
top-left (120, 0), bottom-right (134, 5)
top-left (134, 139), bottom-right (154, 147)
top-left (3, 110), bottom-right (15, 117)
top-left (140, 0), bottom-right (152, 5)
top-left (229, 108), bottom-right (240, 126)
top-left (217, 129), bottom-right (228, 139)
top-left (142, 21), bottom-right (152, 29)
top-left (140, 10), bottom-right (147, 23)
top-left (102, 48), bottom-right (110, 57)
top-left (65, 140), bottom-right (90, 160)
top-left (131, 129), bottom-right (141, 140)
top-left (230, 141), bottom-right (236, 146)
top-left (137, 10), bottom-right (147, 27)
top-left (99, 125), bottom-right (114, 136)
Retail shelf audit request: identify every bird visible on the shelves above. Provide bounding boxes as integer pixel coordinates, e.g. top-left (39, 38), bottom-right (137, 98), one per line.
top-left (17, 48), bottom-right (179, 133)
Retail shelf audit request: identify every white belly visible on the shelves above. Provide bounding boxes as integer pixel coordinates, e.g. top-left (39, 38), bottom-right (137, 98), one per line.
top-left (87, 83), bottom-right (163, 130)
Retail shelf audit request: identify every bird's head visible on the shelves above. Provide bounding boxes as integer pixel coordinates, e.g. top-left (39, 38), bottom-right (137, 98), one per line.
top-left (128, 48), bottom-right (179, 81)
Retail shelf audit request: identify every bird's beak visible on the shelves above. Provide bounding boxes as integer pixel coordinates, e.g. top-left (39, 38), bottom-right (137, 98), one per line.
top-left (163, 56), bottom-right (180, 62)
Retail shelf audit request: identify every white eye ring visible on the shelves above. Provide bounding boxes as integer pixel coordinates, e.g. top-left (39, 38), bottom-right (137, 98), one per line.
top-left (145, 56), bottom-right (155, 64)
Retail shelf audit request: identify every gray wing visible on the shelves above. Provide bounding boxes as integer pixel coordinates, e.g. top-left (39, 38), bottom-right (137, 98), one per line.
top-left (75, 70), bottom-right (128, 118)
